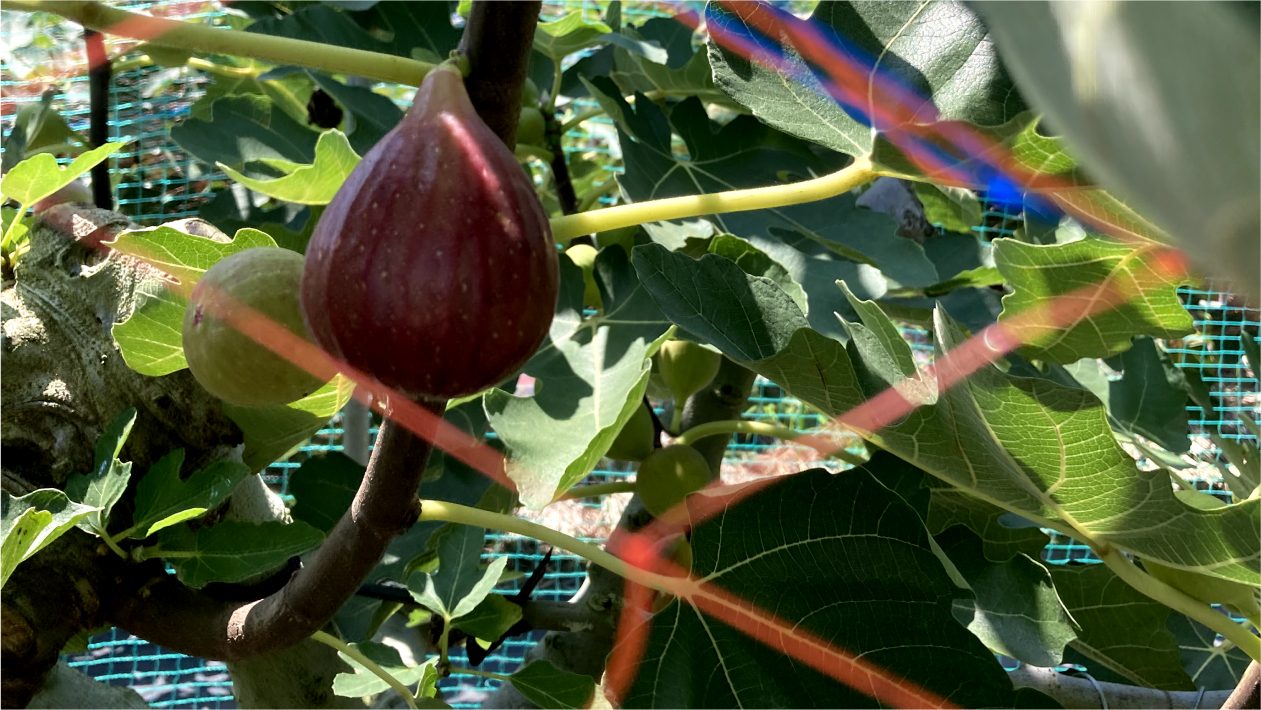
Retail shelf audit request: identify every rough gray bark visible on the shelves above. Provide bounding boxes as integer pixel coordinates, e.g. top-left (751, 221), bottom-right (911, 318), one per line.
top-left (0, 206), bottom-right (432, 706)
top-left (1, 207), bottom-right (245, 708)
top-left (227, 636), bottom-right (363, 710)
top-left (26, 661), bottom-right (147, 709)
top-left (1009, 665), bottom-right (1233, 709)
top-left (482, 358), bottom-right (757, 708)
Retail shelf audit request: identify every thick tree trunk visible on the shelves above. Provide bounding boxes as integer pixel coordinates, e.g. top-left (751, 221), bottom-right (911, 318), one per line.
top-left (1, 208), bottom-right (245, 708)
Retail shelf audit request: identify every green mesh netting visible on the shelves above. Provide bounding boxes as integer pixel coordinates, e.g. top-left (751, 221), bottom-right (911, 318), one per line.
top-left (3, 1), bottom-right (1257, 706)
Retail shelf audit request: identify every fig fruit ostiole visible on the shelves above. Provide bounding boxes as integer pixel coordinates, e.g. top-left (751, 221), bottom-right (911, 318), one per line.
top-left (184, 247), bottom-right (328, 407)
top-left (301, 60), bottom-right (559, 401)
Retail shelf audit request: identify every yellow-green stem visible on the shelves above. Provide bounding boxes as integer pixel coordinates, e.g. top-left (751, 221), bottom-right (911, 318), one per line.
top-left (669, 408), bottom-right (683, 436)
top-left (311, 630), bottom-right (418, 710)
top-left (1, 205), bottom-right (31, 253)
top-left (186, 57), bottom-right (261, 78)
top-left (1095, 544), bottom-right (1261, 662)
top-left (101, 530), bottom-right (128, 559)
top-left (549, 158), bottom-right (876, 243)
top-left (418, 500), bottom-right (676, 593)
top-left (559, 106), bottom-right (607, 135)
top-left (545, 58), bottom-right (563, 114)
top-left (560, 481), bottom-right (637, 500)
top-left (6, 1), bottom-right (432, 86)
top-left (438, 622), bottom-right (451, 668)
top-left (673, 420), bottom-right (869, 467)
top-left (454, 666), bottom-right (512, 682)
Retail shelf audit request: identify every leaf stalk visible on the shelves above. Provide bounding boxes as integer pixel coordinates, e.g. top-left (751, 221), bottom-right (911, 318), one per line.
top-left (549, 158), bottom-right (876, 243)
top-left (5, 1), bottom-right (433, 86)
top-left (310, 630), bottom-right (419, 710)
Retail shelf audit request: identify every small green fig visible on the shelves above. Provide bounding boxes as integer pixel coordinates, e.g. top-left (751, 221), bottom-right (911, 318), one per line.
top-left (1143, 489), bottom-right (1261, 625)
top-left (564, 243), bottom-right (602, 310)
top-left (636, 444), bottom-right (710, 517)
top-left (184, 247), bottom-right (327, 407)
top-left (521, 78), bottom-right (541, 108)
top-left (656, 340), bottom-right (722, 431)
top-left (517, 106), bottom-right (546, 147)
top-left (605, 401), bottom-right (655, 462)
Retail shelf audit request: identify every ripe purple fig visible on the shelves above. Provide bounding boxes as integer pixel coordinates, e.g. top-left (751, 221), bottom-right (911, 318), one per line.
top-left (301, 63), bottom-right (559, 400)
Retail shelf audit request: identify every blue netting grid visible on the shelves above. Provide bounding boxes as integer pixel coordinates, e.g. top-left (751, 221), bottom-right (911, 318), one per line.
top-left (3, 0), bottom-right (1256, 706)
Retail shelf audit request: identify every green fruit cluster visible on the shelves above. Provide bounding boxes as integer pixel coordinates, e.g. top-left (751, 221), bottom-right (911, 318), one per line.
top-left (656, 340), bottom-right (722, 431)
top-left (183, 247), bottom-right (328, 407)
top-left (517, 79), bottom-right (546, 147)
top-left (636, 444), bottom-right (710, 517)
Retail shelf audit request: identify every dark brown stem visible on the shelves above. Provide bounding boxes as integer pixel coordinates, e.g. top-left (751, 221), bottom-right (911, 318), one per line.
top-left (458, 1), bottom-right (542, 148)
top-left (547, 115), bottom-right (581, 217)
top-left (644, 395), bottom-right (665, 450)
top-left (107, 414), bottom-right (440, 660)
top-left (84, 29), bottom-right (112, 210)
top-left (1224, 661), bottom-right (1260, 710)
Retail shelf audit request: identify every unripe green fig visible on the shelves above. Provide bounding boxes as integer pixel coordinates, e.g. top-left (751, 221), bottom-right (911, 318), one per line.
top-left (183, 247), bottom-right (327, 407)
top-left (605, 401), bottom-right (655, 462)
top-left (564, 243), bottom-right (602, 311)
top-left (1143, 489), bottom-right (1261, 625)
top-left (521, 78), bottom-right (541, 109)
top-left (301, 62), bottom-right (558, 400)
top-left (517, 106), bottom-right (546, 147)
top-left (636, 444), bottom-right (711, 517)
top-left (656, 340), bottom-right (722, 431)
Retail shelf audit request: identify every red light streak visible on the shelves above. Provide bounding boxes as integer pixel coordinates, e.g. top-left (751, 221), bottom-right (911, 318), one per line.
top-left (12, 2), bottom-right (1199, 705)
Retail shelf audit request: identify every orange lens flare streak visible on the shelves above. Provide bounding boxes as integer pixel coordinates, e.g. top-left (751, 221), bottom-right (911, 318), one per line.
top-left (16, 2), bottom-right (1198, 705)
top-left (107, 234), bottom-right (515, 492)
top-left (603, 518), bottom-right (957, 709)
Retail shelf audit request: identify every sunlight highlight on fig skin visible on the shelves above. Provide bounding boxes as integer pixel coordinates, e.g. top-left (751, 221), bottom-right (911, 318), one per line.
top-left (48, 6), bottom-right (1199, 707)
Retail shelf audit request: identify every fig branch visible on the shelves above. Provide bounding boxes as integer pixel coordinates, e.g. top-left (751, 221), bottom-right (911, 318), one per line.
top-left (549, 157), bottom-right (877, 243)
top-left (417, 500), bottom-right (681, 595)
top-left (4, 0), bottom-right (433, 86)
top-left (560, 480), bottom-right (638, 500)
top-left (107, 417), bottom-right (440, 660)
